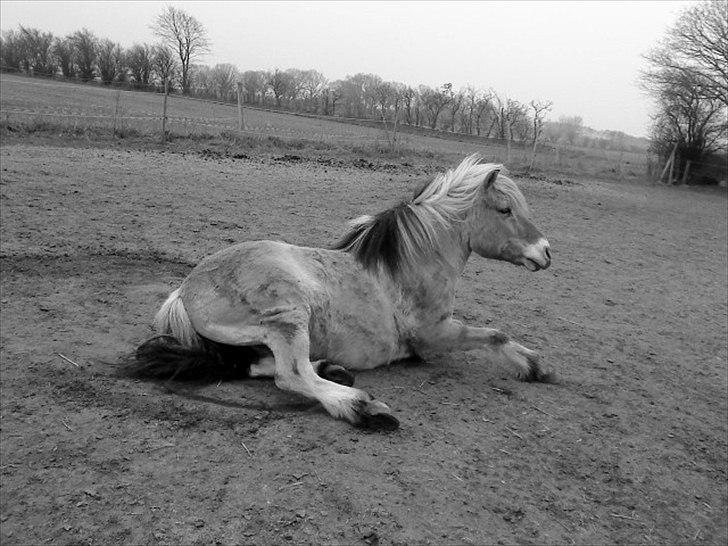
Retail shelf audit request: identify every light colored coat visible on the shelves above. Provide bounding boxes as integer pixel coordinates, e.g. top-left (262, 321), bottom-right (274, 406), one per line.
top-left (150, 154), bottom-right (553, 430)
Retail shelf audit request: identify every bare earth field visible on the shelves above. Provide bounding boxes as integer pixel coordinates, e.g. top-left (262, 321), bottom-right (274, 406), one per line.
top-left (0, 136), bottom-right (726, 545)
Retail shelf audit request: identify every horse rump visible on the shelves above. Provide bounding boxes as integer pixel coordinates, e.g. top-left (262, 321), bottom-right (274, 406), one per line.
top-left (118, 334), bottom-right (259, 382)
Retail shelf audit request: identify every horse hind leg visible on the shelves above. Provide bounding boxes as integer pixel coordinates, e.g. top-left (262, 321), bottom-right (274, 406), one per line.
top-left (249, 353), bottom-right (355, 388)
top-left (264, 318), bottom-right (396, 430)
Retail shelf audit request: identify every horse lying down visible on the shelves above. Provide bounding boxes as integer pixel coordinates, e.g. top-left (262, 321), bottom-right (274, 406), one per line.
top-left (127, 154), bottom-right (553, 430)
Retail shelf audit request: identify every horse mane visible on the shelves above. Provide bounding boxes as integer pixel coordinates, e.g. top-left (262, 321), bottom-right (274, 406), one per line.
top-left (333, 153), bottom-right (528, 277)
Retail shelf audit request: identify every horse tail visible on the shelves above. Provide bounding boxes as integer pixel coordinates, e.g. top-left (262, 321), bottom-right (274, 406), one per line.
top-left (153, 289), bottom-right (203, 349)
top-left (121, 289), bottom-right (255, 381)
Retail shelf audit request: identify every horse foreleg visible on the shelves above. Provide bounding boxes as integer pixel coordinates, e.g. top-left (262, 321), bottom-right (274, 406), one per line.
top-left (266, 327), bottom-right (397, 430)
top-left (416, 319), bottom-right (553, 382)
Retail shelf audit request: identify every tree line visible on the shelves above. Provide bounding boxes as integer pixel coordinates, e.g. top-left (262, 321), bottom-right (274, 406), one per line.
top-left (0, 6), bottom-right (647, 153)
top-left (640, 0), bottom-right (727, 183)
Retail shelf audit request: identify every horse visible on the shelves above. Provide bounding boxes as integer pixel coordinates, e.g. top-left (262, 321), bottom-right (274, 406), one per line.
top-left (128, 154), bottom-right (553, 431)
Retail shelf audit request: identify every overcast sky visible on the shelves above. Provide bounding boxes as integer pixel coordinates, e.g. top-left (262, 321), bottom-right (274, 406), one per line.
top-left (1, 1), bottom-right (694, 137)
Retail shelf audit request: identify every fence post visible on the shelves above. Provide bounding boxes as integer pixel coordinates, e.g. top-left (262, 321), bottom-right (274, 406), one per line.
top-left (236, 82), bottom-right (245, 132)
top-left (680, 160), bottom-right (692, 185)
top-left (528, 135), bottom-right (539, 173)
top-left (161, 79), bottom-right (169, 143)
top-left (667, 147), bottom-right (676, 184)
top-left (113, 90), bottom-right (121, 137)
top-left (658, 143), bottom-right (677, 183)
top-left (506, 114), bottom-right (512, 164)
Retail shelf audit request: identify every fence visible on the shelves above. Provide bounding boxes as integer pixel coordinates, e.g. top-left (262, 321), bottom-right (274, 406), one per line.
top-left (0, 67), bottom-right (503, 141)
top-left (0, 70), bottom-right (394, 145)
top-left (1, 71), bottom-right (662, 181)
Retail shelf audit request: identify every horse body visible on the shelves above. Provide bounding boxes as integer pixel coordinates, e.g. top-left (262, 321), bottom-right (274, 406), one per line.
top-left (178, 240), bottom-right (413, 370)
top-left (137, 154), bottom-right (553, 430)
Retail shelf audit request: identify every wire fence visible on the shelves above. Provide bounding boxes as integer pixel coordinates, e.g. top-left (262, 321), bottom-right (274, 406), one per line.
top-left (0, 70), bottom-right (394, 144)
top-left (0, 69), bottom-right (621, 151)
top-left (2, 70), bottom-right (685, 182)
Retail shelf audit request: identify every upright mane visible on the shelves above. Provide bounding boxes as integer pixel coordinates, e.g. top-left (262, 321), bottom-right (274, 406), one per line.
top-left (333, 153), bottom-right (527, 276)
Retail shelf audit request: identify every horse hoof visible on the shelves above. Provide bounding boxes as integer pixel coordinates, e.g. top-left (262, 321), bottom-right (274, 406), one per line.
top-left (535, 370), bottom-right (558, 383)
top-left (318, 361), bottom-right (355, 387)
top-left (509, 346), bottom-right (555, 383)
top-left (519, 362), bottom-right (557, 383)
top-left (524, 354), bottom-right (557, 383)
top-left (353, 399), bottom-right (399, 432)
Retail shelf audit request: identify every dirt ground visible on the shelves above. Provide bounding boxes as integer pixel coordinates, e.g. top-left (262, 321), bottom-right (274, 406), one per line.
top-left (1, 136), bottom-right (726, 545)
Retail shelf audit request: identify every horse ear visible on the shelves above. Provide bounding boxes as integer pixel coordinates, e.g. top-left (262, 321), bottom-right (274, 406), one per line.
top-left (483, 169), bottom-right (500, 190)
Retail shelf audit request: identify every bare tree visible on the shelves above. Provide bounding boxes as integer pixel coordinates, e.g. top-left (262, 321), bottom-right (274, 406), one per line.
top-left (337, 73), bottom-right (381, 118)
top-left (473, 92), bottom-right (492, 136)
top-left (506, 99), bottom-right (528, 140)
top-left (528, 99), bottom-right (553, 171)
top-left (458, 87), bottom-right (479, 134)
top-left (242, 70), bottom-right (267, 104)
top-left (17, 26), bottom-right (56, 75)
top-left (362, 74), bottom-right (383, 117)
top-left (53, 36), bottom-right (75, 78)
top-left (400, 85), bottom-right (416, 125)
top-left (70, 28), bottom-right (97, 82)
top-left (126, 43), bottom-right (153, 88)
top-left (210, 63), bottom-right (239, 101)
top-left (152, 6), bottom-right (210, 94)
top-left (649, 71), bottom-right (726, 176)
top-left (374, 81), bottom-right (394, 122)
top-left (372, 81), bottom-right (403, 141)
top-left (529, 100), bottom-right (553, 146)
top-left (299, 69), bottom-right (327, 112)
top-left (447, 88), bottom-right (465, 132)
top-left (644, 0), bottom-right (727, 108)
top-left (641, 0), bottom-right (727, 182)
top-left (267, 68), bottom-right (293, 107)
top-left (0, 30), bottom-right (23, 71)
top-left (390, 82), bottom-right (404, 135)
top-left (326, 80), bottom-right (343, 115)
top-left (282, 68), bottom-right (307, 105)
top-left (151, 44), bottom-right (177, 89)
top-left (96, 39), bottom-right (123, 84)
top-left (189, 64), bottom-right (215, 98)
top-left (488, 94), bottom-right (507, 138)
top-left (419, 84), bottom-right (451, 129)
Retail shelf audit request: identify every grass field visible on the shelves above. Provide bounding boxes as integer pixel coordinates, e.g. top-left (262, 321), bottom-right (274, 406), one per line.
top-left (0, 73), bottom-right (650, 181)
top-left (1, 73), bottom-right (726, 545)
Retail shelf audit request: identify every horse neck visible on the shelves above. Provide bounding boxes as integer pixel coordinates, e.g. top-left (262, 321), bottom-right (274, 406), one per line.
top-left (395, 219), bottom-right (471, 323)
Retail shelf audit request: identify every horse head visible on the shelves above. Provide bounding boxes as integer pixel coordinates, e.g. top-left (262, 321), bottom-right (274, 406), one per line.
top-left (465, 168), bottom-right (551, 271)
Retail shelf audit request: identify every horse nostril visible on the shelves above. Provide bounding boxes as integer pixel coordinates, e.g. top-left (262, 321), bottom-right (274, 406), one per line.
top-left (545, 247), bottom-right (551, 261)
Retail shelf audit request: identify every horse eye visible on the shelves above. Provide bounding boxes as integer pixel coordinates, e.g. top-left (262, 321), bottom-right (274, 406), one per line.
top-left (498, 207), bottom-right (512, 216)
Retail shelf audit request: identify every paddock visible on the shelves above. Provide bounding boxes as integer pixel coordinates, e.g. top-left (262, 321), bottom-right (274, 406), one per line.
top-left (1, 140), bottom-right (726, 544)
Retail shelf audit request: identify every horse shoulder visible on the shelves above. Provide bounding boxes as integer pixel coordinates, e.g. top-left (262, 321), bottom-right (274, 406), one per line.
top-left (299, 248), bottom-right (410, 368)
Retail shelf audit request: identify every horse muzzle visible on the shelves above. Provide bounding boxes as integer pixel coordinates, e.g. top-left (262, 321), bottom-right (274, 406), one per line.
top-left (521, 238), bottom-right (551, 271)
